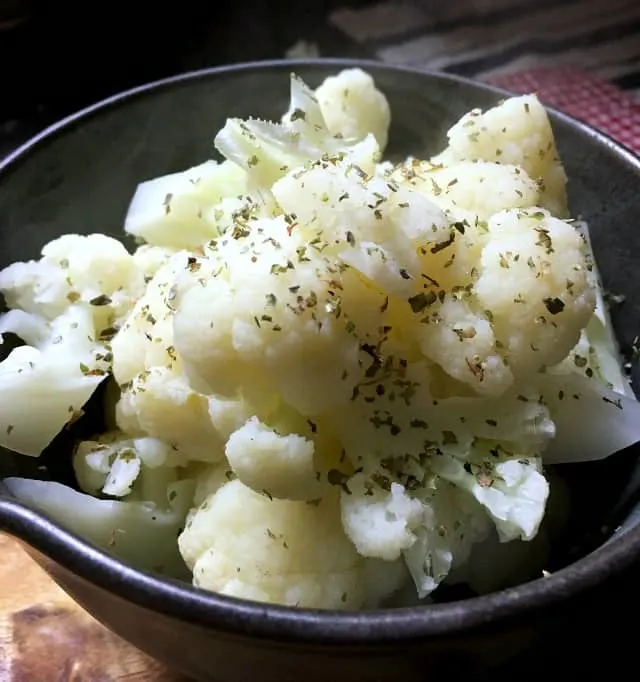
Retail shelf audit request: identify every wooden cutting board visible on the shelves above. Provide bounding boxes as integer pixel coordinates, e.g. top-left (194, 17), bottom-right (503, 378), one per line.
top-left (0, 533), bottom-right (191, 681)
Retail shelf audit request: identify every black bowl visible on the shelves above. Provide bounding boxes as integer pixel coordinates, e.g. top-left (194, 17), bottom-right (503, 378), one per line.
top-left (1, 59), bottom-right (640, 682)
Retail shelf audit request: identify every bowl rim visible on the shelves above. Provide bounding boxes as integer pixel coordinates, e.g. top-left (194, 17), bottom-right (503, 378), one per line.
top-left (1, 57), bottom-right (640, 644)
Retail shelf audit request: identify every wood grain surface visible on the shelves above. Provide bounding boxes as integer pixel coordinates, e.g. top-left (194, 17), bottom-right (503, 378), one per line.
top-left (0, 533), bottom-right (190, 681)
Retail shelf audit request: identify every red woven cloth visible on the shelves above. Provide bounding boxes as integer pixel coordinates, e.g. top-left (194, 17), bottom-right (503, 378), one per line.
top-left (486, 67), bottom-right (640, 155)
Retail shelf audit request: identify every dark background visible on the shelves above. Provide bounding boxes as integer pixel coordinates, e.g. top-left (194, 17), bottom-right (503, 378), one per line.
top-left (0, 0), bottom-right (373, 156)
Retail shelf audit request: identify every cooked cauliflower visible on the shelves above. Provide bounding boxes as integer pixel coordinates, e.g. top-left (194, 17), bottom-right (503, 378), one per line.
top-left (115, 367), bottom-right (227, 462)
top-left (0, 233), bottom-right (144, 329)
top-left (111, 251), bottom-right (189, 385)
top-left (313, 67), bottom-right (391, 150)
top-left (474, 208), bottom-right (595, 378)
top-left (396, 160), bottom-right (541, 221)
top-left (341, 477), bottom-right (424, 560)
top-left (225, 416), bottom-right (323, 501)
top-left (73, 431), bottom-right (184, 501)
top-left (125, 160), bottom-right (248, 249)
top-left (3, 69), bottom-right (630, 612)
top-left (172, 216), bottom-right (370, 415)
top-left (179, 481), bottom-right (365, 608)
top-left (131, 244), bottom-right (177, 280)
top-left (0, 305), bottom-right (110, 455)
top-left (434, 94), bottom-right (568, 218)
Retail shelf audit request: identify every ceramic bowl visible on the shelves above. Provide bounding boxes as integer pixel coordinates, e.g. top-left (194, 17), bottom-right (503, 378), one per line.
top-left (1, 59), bottom-right (640, 682)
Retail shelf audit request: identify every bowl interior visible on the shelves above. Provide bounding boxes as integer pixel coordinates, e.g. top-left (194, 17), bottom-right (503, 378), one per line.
top-left (1, 59), bottom-right (640, 602)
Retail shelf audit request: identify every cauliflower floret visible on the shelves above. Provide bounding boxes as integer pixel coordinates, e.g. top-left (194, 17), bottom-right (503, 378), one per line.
top-left (0, 260), bottom-right (67, 321)
top-left (474, 208), bottom-right (595, 378)
top-left (74, 433), bottom-right (130, 496)
top-left (416, 297), bottom-right (514, 396)
top-left (399, 160), bottom-right (541, 220)
top-left (225, 417), bottom-right (323, 501)
top-left (172, 217), bottom-right (372, 415)
top-left (111, 251), bottom-right (189, 385)
top-left (102, 451), bottom-right (141, 497)
top-left (0, 233), bottom-right (144, 330)
top-left (115, 367), bottom-right (227, 462)
top-left (189, 461), bottom-right (236, 507)
top-left (342, 465), bottom-right (495, 599)
top-left (217, 73), bottom-right (383, 188)
top-left (124, 160), bottom-right (248, 249)
top-left (430, 450), bottom-right (549, 542)
top-left (74, 432), bottom-right (185, 504)
top-left (314, 67), bottom-right (391, 151)
top-left (435, 95), bottom-right (568, 217)
top-left (326, 360), bottom-right (472, 474)
top-left (131, 244), bottom-right (177, 281)
top-left (341, 476), bottom-right (424, 560)
top-left (178, 481), bottom-right (365, 609)
top-left (272, 153), bottom-right (450, 299)
top-left (404, 480), bottom-right (493, 597)
top-left (171, 266), bottom-right (274, 404)
top-left (0, 305), bottom-right (109, 456)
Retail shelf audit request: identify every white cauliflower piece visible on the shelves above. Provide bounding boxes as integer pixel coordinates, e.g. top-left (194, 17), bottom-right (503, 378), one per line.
top-left (115, 367), bottom-right (226, 462)
top-left (341, 476), bottom-right (424, 560)
top-left (0, 305), bottom-right (109, 456)
top-left (74, 433), bottom-right (124, 495)
top-left (131, 244), bottom-right (177, 281)
top-left (172, 217), bottom-right (369, 415)
top-left (111, 251), bottom-right (189, 385)
top-left (171, 261), bottom-right (274, 403)
top-left (0, 352), bottom-right (99, 456)
top-left (404, 481), bottom-right (493, 598)
top-left (430, 452), bottom-right (549, 542)
top-left (400, 160), bottom-right (540, 220)
top-left (178, 481), bottom-right (365, 609)
top-left (272, 153), bottom-right (450, 298)
top-left (435, 94), bottom-right (568, 217)
top-left (190, 461), bottom-right (236, 507)
top-left (225, 417), bottom-right (322, 501)
top-left (327, 358), bottom-right (553, 597)
top-left (475, 208), bottom-right (595, 379)
top-left (0, 259), bottom-right (67, 320)
top-left (74, 436), bottom-right (141, 498)
top-left (0, 309), bottom-right (50, 347)
top-left (102, 450), bottom-right (142, 497)
top-left (216, 73), bottom-right (382, 188)
top-left (124, 160), bottom-right (248, 249)
top-left (313, 67), bottom-right (391, 151)
top-left (74, 432), bottom-right (184, 503)
top-left (416, 297), bottom-right (514, 396)
top-left (5, 477), bottom-right (191, 577)
top-left (0, 233), bottom-right (144, 330)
